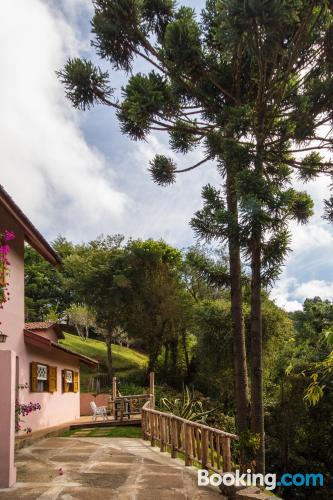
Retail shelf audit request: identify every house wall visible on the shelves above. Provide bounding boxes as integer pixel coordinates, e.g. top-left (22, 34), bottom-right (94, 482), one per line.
top-left (22, 346), bottom-right (80, 430)
top-left (0, 204), bottom-right (25, 355)
top-left (0, 206), bottom-right (81, 434)
top-left (29, 327), bottom-right (59, 343)
top-left (0, 206), bottom-right (23, 486)
top-left (80, 393), bottom-right (110, 416)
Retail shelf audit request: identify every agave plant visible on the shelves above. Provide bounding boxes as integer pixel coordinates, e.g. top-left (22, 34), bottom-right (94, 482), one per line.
top-left (160, 386), bottom-right (213, 423)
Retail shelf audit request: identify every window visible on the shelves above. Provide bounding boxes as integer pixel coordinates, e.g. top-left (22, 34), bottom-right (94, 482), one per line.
top-left (62, 370), bottom-right (79, 393)
top-left (37, 363), bottom-right (48, 392)
top-left (30, 362), bottom-right (57, 393)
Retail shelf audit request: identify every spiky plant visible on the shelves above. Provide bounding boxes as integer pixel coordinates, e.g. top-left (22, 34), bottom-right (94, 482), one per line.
top-left (160, 386), bottom-right (213, 423)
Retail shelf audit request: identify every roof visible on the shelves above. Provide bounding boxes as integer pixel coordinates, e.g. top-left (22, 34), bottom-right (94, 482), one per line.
top-left (0, 185), bottom-right (61, 267)
top-left (25, 322), bottom-right (65, 340)
top-left (24, 330), bottom-right (98, 367)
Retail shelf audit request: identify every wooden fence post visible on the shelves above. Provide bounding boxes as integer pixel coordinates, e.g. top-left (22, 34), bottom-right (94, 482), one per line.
top-left (142, 409), bottom-right (147, 440)
top-left (149, 372), bottom-right (155, 409)
top-left (171, 418), bottom-right (177, 458)
top-left (185, 423), bottom-right (192, 466)
top-left (112, 377), bottom-right (117, 417)
top-left (150, 413), bottom-right (155, 447)
top-left (201, 429), bottom-right (208, 469)
top-left (222, 437), bottom-right (232, 472)
top-left (160, 415), bottom-right (165, 452)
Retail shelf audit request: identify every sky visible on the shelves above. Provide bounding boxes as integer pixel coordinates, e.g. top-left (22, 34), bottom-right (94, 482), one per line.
top-left (1, 0), bottom-right (333, 311)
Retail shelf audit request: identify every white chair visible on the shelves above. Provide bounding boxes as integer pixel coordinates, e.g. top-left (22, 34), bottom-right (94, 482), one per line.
top-left (90, 401), bottom-right (108, 421)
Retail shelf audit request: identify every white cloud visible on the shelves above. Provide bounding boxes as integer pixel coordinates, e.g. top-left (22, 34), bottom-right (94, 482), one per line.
top-left (2, 0), bottom-right (333, 307)
top-left (271, 278), bottom-right (333, 312)
top-left (0, 0), bottom-right (128, 241)
top-left (295, 280), bottom-right (333, 301)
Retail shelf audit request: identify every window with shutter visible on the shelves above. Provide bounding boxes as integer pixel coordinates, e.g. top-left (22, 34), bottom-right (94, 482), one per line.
top-left (31, 362), bottom-right (38, 392)
top-left (62, 370), bottom-right (69, 392)
top-left (30, 362), bottom-right (50, 392)
top-left (62, 369), bottom-right (78, 392)
top-left (48, 366), bottom-right (57, 393)
top-left (73, 371), bottom-right (79, 393)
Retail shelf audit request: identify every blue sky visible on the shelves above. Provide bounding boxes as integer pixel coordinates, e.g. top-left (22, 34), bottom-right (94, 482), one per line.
top-left (1, 0), bottom-right (333, 310)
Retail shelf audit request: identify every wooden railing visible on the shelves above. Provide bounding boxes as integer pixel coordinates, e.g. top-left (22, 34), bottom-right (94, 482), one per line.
top-left (109, 373), bottom-right (155, 421)
top-left (110, 394), bottom-right (150, 420)
top-left (141, 400), bottom-right (238, 473)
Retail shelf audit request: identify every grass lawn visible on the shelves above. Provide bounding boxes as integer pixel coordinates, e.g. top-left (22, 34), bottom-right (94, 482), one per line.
top-left (60, 426), bottom-right (142, 438)
top-left (59, 333), bottom-right (148, 391)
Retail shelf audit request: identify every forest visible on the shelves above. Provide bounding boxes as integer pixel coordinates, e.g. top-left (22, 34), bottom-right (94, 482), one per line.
top-left (51, 0), bottom-right (333, 497)
top-left (25, 237), bottom-right (333, 499)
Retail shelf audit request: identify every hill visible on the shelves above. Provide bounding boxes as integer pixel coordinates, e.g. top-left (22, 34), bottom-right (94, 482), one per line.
top-left (59, 333), bottom-right (148, 391)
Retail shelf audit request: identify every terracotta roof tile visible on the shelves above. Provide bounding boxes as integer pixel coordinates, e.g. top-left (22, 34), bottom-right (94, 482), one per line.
top-left (25, 322), bottom-right (65, 340)
top-left (25, 322), bottom-right (56, 331)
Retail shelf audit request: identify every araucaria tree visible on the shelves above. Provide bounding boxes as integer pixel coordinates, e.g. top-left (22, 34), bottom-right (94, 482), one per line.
top-left (58, 0), bottom-right (333, 472)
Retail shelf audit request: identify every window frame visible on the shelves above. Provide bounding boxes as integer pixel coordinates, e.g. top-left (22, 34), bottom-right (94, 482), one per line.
top-left (62, 369), bottom-right (79, 393)
top-left (30, 362), bottom-right (57, 393)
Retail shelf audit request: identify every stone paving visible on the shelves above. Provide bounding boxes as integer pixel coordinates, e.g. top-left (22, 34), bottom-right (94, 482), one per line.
top-left (0, 436), bottom-right (225, 499)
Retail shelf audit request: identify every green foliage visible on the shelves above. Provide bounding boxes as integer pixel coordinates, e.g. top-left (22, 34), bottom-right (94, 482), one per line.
top-left (298, 153), bottom-right (325, 182)
top-left (56, 58), bottom-right (112, 110)
top-left (57, 0), bottom-right (333, 477)
top-left (92, 0), bottom-right (143, 72)
top-left (24, 245), bottom-right (71, 321)
top-left (60, 332), bottom-right (148, 391)
top-left (148, 154), bottom-right (176, 185)
top-left (169, 120), bottom-right (197, 154)
top-left (62, 426), bottom-right (142, 438)
top-left (142, 0), bottom-right (176, 40)
top-left (191, 184), bottom-right (230, 243)
top-left (120, 239), bottom-right (186, 370)
top-left (323, 196), bottom-right (333, 224)
top-left (118, 72), bottom-right (176, 140)
top-left (290, 191), bottom-right (314, 225)
top-left (163, 7), bottom-right (202, 76)
top-left (161, 385), bottom-right (213, 423)
top-left (239, 430), bottom-right (261, 470)
top-left (264, 297), bottom-right (333, 496)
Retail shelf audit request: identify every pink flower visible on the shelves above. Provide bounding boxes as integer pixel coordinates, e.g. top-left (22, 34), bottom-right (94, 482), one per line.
top-left (4, 230), bottom-right (15, 241)
top-left (0, 245), bottom-right (10, 255)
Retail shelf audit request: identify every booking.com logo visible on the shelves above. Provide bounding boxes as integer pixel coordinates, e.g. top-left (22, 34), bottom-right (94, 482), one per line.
top-left (198, 469), bottom-right (324, 490)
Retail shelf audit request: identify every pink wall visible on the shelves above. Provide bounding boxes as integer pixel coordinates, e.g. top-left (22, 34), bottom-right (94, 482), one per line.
top-left (80, 393), bottom-right (110, 416)
top-left (29, 327), bottom-right (59, 342)
top-left (0, 351), bottom-right (16, 488)
top-left (0, 204), bottom-right (25, 355)
top-left (0, 205), bottom-right (82, 433)
top-left (21, 346), bottom-right (80, 430)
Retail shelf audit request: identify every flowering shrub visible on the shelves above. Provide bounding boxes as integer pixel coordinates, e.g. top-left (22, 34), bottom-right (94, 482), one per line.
top-left (15, 383), bottom-right (41, 433)
top-left (0, 230), bottom-right (15, 306)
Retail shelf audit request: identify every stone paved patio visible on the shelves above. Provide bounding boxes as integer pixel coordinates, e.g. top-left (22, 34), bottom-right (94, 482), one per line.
top-left (0, 437), bottom-right (225, 499)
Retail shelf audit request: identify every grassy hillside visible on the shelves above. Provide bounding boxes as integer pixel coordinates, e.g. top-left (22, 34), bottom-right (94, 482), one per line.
top-left (59, 333), bottom-right (148, 391)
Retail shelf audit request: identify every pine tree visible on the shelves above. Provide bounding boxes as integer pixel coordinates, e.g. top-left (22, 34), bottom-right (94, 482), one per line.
top-left (58, 0), bottom-right (333, 472)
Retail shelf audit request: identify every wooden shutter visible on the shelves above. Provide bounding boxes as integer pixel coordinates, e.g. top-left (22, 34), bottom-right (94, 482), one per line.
top-left (30, 362), bottom-right (38, 392)
top-left (73, 371), bottom-right (79, 393)
top-left (48, 366), bottom-right (57, 393)
top-left (62, 370), bottom-right (69, 393)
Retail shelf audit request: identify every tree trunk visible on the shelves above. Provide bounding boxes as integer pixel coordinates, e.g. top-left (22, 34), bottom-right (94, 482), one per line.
top-left (164, 343), bottom-right (169, 369)
top-left (106, 332), bottom-right (113, 385)
top-left (226, 169), bottom-right (251, 436)
top-left (170, 339), bottom-right (178, 370)
top-left (181, 329), bottom-right (191, 379)
top-left (250, 237), bottom-right (265, 473)
top-left (148, 350), bottom-right (158, 374)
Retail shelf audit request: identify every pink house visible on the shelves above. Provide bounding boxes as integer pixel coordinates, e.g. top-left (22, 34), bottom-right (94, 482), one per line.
top-left (0, 185), bottom-right (98, 488)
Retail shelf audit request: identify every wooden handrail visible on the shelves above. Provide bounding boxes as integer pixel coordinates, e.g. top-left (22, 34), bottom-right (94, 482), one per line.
top-left (114, 394), bottom-right (150, 400)
top-left (141, 400), bottom-right (238, 473)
